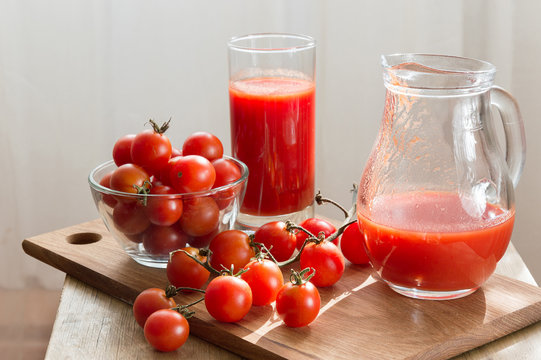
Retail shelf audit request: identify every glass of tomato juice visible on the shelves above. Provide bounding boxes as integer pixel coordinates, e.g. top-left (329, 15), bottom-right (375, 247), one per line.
top-left (228, 33), bottom-right (316, 229)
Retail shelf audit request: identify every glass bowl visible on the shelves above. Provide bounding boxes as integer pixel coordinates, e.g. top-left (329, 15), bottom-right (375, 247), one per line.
top-left (88, 156), bottom-right (248, 268)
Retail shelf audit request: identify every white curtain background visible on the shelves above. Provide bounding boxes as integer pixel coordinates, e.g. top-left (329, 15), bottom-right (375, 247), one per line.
top-left (1, 0), bottom-right (540, 290)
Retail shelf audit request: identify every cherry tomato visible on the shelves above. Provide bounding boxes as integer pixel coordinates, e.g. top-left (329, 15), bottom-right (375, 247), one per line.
top-left (179, 197), bottom-right (219, 237)
top-left (300, 241), bottom-right (345, 287)
top-left (212, 158), bottom-right (241, 188)
top-left (144, 309), bottom-right (189, 352)
top-left (113, 201), bottom-right (150, 235)
top-left (211, 158), bottom-right (243, 209)
top-left (99, 171), bottom-right (117, 208)
top-left (112, 134), bottom-right (136, 167)
top-left (276, 271), bottom-right (320, 327)
top-left (296, 218), bottom-right (337, 250)
top-left (188, 227), bottom-right (220, 249)
top-left (205, 275), bottom-right (252, 322)
top-left (254, 221), bottom-right (296, 262)
top-left (145, 185), bottom-right (183, 226)
top-left (142, 224), bottom-right (189, 255)
top-left (133, 287), bottom-right (176, 328)
top-left (182, 132), bottom-right (224, 162)
top-left (241, 259), bottom-right (284, 306)
top-left (158, 155), bottom-right (182, 186)
top-left (169, 155), bottom-right (216, 193)
top-left (131, 120), bottom-right (172, 175)
top-left (209, 230), bottom-right (255, 272)
top-left (109, 163), bottom-right (150, 198)
top-left (167, 247), bottom-right (210, 290)
top-left (340, 221), bottom-right (370, 265)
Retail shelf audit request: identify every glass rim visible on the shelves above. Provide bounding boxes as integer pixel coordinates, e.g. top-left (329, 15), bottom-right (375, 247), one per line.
top-left (228, 33), bottom-right (315, 53)
top-left (381, 53), bottom-right (496, 91)
top-left (88, 155), bottom-right (249, 198)
top-left (382, 53), bottom-right (496, 75)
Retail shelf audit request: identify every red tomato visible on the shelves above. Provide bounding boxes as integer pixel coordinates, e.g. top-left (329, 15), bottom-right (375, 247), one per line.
top-left (109, 163), bottom-right (150, 196)
top-left (158, 155), bottom-right (182, 186)
top-left (144, 309), bottom-right (189, 352)
top-left (99, 171), bottom-right (117, 208)
top-left (182, 132), bottom-right (224, 162)
top-left (340, 221), bottom-right (370, 265)
top-left (299, 241), bottom-right (345, 287)
top-left (113, 201), bottom-right (150, 235)
top-left (145, 185), bottom-right (183, 226)
top-left (167, 247), bottom-right (210, 290)
top-left (112, 134), bottom-right (136, 167)
top-left (169, 155), bottom-right (216, 193)
top-left (179, 197), bottom-right (219, 237)
top-left (296, 218), bottom-right (337, 250)
top-left (241, 259), bottom-right (284, 306)
top-left (211, 158), bottom-right (243, 209)
top-left (209, 230), bottom-right (255, 273)
top-left (254, 221), bottom-right (296, 262)
top-left (142, 224), bottom-right (188, 255)
top-left (188, 227), bottom-right (220, 249)
top-left (204, 275), bottom-right (252, 322)
top-left (212, 158), bottom-right (241, 188)
top-left (133, 288), bottom-right (176, 328)
top-left (276, 276), bottom-right (320, 327)
top-left (131, 121), bottom-right (172, 175)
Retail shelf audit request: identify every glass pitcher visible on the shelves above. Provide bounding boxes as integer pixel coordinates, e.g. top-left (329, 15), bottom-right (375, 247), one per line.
top-left (357, 54), bottom-right (526, 300)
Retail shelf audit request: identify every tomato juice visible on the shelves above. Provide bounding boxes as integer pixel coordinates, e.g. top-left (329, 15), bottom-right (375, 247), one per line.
top-left (357, 192), bottom-right (514, 292)
top-left (229, 77), bottom-right (315, 216)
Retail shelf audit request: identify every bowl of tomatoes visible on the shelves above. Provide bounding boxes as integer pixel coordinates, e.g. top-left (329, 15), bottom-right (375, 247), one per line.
top-left (88, 123), bottom-right (249, 268)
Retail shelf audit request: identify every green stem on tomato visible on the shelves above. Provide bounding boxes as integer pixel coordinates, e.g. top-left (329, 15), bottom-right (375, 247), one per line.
top-left (147, 118), bottom-right (171, 134)
top-left (172, 296), bottom-right (205, 319)
top-left (289, 267), bottom-right (316, 285)
top-left (174, 249), bottom-right (220, 276)
top-left (315, 190), bottom-right (349, 219)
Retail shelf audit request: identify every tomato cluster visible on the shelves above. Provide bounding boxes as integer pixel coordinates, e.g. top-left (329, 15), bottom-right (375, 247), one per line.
top-left (101, 122), bottom-right (243, 253)
top-left (128, 184), bottom-right (370, 352)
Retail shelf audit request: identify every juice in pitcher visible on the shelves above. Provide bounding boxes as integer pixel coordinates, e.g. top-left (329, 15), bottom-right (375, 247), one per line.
top-left (357, 192), bottom-right (515, 298)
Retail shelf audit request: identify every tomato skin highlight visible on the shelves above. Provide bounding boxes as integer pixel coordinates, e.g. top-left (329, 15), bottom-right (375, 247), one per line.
top-left (133, 288), bottom-right (176, 328)
top-left (300, 241), bottom-right (345, 287)
top-left (254, 221), bottom-right (296, 262)
top-left (340, 221), bottom-right (370, 265)
top-left (209, 230), bottom-right (255, 273)
top-left (144, 309), bottom-right (189, 352)
top-left (241, 259), bottom-right (284, 306)
top-left (204, 276), bottom-right (252, 323)
top-left (296, 218), bottom-right (337, 249)
top-left (167, 247), bottom-right (210, 290)
top-left (276, 281), bottom-right (320, 327)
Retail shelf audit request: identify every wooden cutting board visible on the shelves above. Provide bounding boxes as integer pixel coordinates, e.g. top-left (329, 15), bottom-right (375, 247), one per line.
top-left (22, 219), bottom-right (541, 360)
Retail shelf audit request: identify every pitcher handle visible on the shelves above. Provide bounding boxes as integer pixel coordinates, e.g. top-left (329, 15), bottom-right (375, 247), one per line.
top-left (490, 86), bottom-right (527, 188)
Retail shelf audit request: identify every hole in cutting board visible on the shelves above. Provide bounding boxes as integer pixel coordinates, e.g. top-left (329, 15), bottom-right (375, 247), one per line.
top-left (66, 232), bottom-right (102, 245)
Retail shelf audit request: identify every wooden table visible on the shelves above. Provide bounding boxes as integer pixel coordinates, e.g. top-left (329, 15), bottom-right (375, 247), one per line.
top-left (44, 242), bottom-right (541, 359)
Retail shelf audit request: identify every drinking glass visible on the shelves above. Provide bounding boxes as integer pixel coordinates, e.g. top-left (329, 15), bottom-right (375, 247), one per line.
top-left (228, 33), bottom-right (316, 230)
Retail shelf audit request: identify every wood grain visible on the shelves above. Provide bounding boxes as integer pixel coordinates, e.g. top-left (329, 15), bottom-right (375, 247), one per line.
top-left (23, 219), bottom-right (541, 360)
